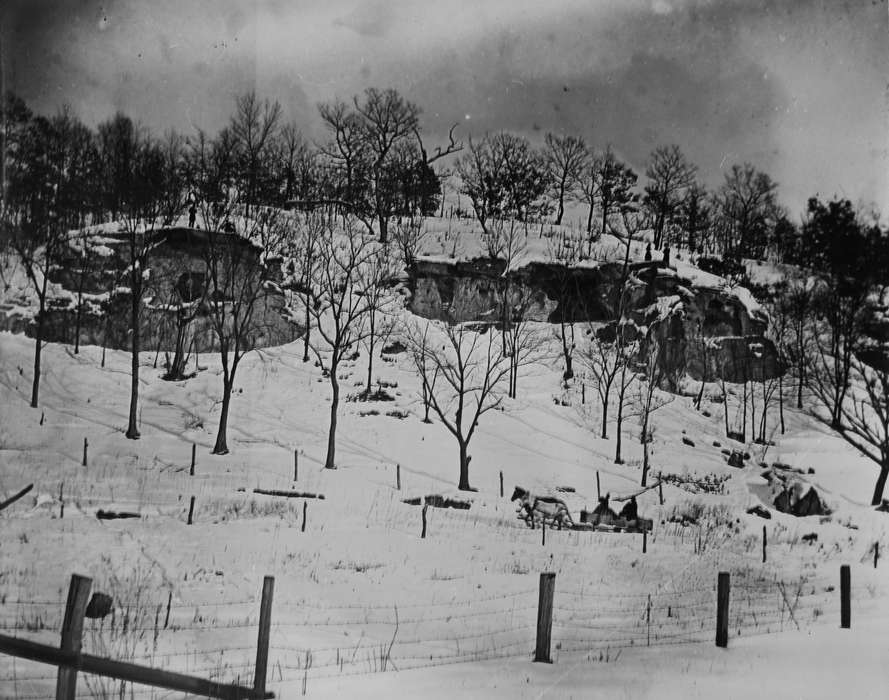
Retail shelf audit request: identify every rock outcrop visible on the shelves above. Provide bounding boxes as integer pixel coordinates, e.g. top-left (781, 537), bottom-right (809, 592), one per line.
top-left (408, 256), bottom-right (782, 385)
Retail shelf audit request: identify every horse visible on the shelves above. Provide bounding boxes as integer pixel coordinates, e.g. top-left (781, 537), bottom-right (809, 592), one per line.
top-left (511, 486), bottom-right (574, 529)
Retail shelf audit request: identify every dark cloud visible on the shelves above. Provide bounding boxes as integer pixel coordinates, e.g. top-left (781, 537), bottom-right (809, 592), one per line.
top-left (1, 0), bottom-right (885, 213)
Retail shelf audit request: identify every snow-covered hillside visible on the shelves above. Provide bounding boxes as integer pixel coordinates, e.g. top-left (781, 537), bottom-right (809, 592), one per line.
top-left (1, 320), bottom-right (886, 698)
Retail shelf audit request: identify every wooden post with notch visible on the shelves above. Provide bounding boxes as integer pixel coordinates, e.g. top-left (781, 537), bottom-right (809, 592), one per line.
top-left (253, 576), bottom-right (274, 696)
top-left (534, 573), bottom-right (556, 663)
top-left (840, 565), bottom-right (850, 629)
top-left (716, 571), bottom-right (730, 648)
top-left (56, 574), bottom-right (92, 700)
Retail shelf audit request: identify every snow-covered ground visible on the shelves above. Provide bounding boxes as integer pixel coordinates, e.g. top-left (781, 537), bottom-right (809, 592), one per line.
top-left (1, 319), bottom-right (886, 698)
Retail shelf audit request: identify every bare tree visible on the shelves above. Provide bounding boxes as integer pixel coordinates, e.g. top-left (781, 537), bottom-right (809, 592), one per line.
top-left (407, 318), bottom-right (511, 491)
top-left (5, 109), bottom-right (93, 407)
top-left (501, 285), bottom-right (543, 399)
top-left (579, 147), bottom-right (638, 256)
top-left (230, 92), bottom-right (282, 219)
top-left (360, 245), bottom-right (400, 397)
top-left (114, 124), bottom-right (167, 440)
top-left (545, 230), bottom-right (581, 381)
top-left (456, 133), bottom-right (548, 234)
top-left (634, 336), bottom-right (674, 486)
top-left (543, 133), bottom-right (588, 226)
top-left (713, 163), bottom-right (778, 260)
top-left (201, 209), bottom-right (287, 454)
top-left (287, 211), bottom-right (325, 363)
top-left (391, 216), bottom-right (428, 269)
top-left (643, 145), bottom-right (697, 250)
top-left (307, 217), bottom-right (376, 469)
top-left (838, 354), bottom-right (889, 505)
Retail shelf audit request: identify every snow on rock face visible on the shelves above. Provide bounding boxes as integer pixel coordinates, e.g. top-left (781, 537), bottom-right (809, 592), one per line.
top-left (409, 257), bottom-right (781, 386)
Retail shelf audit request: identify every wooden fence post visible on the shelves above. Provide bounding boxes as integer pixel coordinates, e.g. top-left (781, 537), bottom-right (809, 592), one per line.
top-left (500, 470), bottom-right (504, 498)
top-left (596, 471), bottom-right (601, 500)
top-left (658, 480), bottom-right (664, 505)
top-left (293, 450), bottom-right (298, 482)
top-left (541, 519), bottom-right (546, 546)
top-left (840, 565), bottom-right (850, 629)
top-left (56, 574), bottom-right (92, 700)
top-left (302, 501), bottom-right (307, 533)
top-left (82, 438), bottom-right (88, 467)
top-left (187, 496), bottom-right (195, 525)
top-left (190, 444), bottom-right (196, 477)
top-left (646, 594), bottom-right (651, 646)
top-left (716, 571), bottom-right (730, 648)
top-left (762, 526), bottom-right (767, 564)
top-left (421, 504), bottom-right (428, 539)
top-left (875, 542), bottom-right (880, 569)
top-left (254, 576), bottom-right (274, 696)
top-left (164, 591), bottom-right (172, 629)
top-left (642, 530), bottom-right (647, 554)
top-left (581, 383), bottom-right (585, 404)
top-left (396, 464), bottom-right (401, 490)
top-left (59, 483), bottom-right (64, 520)
top-left (534, 573), bottom-right (556, 663)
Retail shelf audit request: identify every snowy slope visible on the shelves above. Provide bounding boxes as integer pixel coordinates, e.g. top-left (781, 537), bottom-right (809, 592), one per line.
top-left (1, 322), bottom-right (887, 698)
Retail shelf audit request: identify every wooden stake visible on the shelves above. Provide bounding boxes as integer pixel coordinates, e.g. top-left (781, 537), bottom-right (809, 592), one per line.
top-left (301, 501), bottom-right (307, 532)
top-left (40, 411), bottom-right (45, 426)
top-left (499, 470), bottom-right (504, 498)
top-left (59, 483), bottom-right (64, 520)
top-left (164, 591), bottom-right (172, 629)
top-left (875, 542), bottom-right (880, 569)
top-left (254, 576), bottom-right (274, 696)
top-left (840, 565), bottom-right (850, 629)
top-left (643, 530), bottom-right (647, 554)
top-left (190, 444), bottom-right (196, 477)
top-left (646, 594), bottom-right (651, 646)
top-left (541, 519), bottom-right (546, 546)
top-left (293, 450), bottom-right (298, 482)
top-left (658, 480), bottom-right (664, 505)
top-left (82, 438), bottom-right (88, 467)
top-left (56, 574), bottom-right (92, 700)
top-left (596, 471), bottom-right (601, 500)
top-left (762, 525), bottom-right (767, 563)
top-left (187, 496), bottom-right (195, 525)
top-left (421, 504), bottom-right (428, 539)
top-left (534, 573), bottom-right (556, 663)
top-left (396, 463), bottom-right (401, 490)
top-left (581, 383), bottom-right (585, 404)
top-left (716, 571), bottom-right (730, 648)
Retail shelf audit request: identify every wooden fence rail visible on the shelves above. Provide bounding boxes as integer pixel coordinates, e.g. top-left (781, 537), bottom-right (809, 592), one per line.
top-left (0, 573), bottom-right (274, 700)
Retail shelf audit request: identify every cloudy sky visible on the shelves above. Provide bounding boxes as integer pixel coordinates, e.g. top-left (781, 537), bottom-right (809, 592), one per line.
top-left (3, 0), bottom-right (887, 217)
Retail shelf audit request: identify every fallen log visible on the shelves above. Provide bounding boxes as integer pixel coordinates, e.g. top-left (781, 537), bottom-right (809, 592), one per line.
top-left (96, 510), bottom-right (141, 520)
top-left (252, 488), bottom-right (325, 500)
top-left (0, 484), bottom-right (34, 512)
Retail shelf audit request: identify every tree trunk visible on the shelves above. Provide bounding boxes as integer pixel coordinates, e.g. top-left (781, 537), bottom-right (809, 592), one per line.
top-left (30, 302), bottom-right (46, 408)
top-left (797, 361), bottom-right (804, 410)
top-left (560, 322), bottom-right (574, 380)
top-left (213, 376), bottom-right (233, 455)
top-left (600, 389), bottom-right (609, 440)
top-left (126, 287), bottom-right (141, 439)
top-left (721, 380), bottom-right (730, 436)
top-left (555, 180), bottom-right (566, 226)
top-left (303, 294), bottom-right (311, 362)
top-left (740, 380), bottom-right (747, 443)
top-left (378, 214), bottom-right (389, 245)
top-left (458, 438), bottom-right (472, 491)
top-left (779, 374), bottom-right (785, 434)
top-left (366, 312), bottom-right (375, 395)
top-left (872, 463), bottom-right (889, 507)
top-left (641, 437), bottom-right (649, 487)
top-left (614, 379), bottom-right (626, 464)
top-left (586, 203), bottom-right (594, 236)
top-left (324, 371), bottom-right (340, 469)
